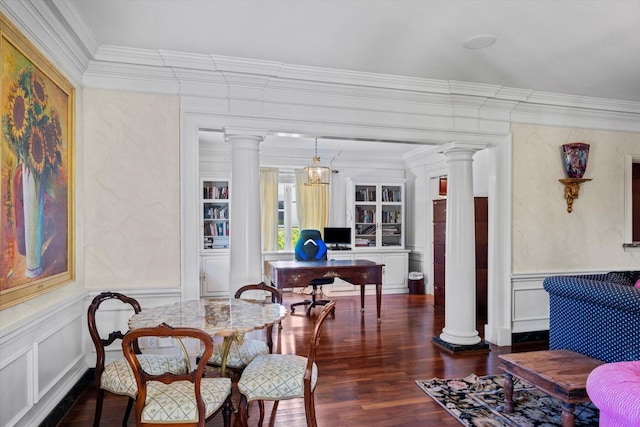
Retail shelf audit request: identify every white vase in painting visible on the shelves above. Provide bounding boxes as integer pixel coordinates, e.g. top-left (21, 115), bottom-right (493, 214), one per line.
top-left (22, 162), bottom-right (44, 277)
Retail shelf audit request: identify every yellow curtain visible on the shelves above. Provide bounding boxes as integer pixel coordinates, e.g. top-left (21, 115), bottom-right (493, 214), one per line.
top-left (295, 169), bottom-right (330, 232)
top-left (260, 168), bottom-right (279, 251)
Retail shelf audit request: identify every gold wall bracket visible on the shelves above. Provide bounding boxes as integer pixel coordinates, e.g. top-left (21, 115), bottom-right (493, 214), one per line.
top-left (559, 178), bottom-right (592, 213)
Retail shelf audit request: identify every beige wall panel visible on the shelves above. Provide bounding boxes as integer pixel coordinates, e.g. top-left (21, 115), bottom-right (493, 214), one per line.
top-left (512, 123), bottom-right (640, 273)
top-left (83, 89), bottom-right (180, 288)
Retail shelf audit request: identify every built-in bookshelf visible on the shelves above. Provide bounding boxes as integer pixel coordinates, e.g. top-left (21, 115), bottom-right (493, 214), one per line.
top-left (202, 179), bottom-right (229, 250)
top-left (347, 179), bottom-right (405, 249)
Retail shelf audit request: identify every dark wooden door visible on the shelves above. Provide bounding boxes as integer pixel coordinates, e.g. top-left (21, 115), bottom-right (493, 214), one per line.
top-left (432, 197), bottom-right (488, 319)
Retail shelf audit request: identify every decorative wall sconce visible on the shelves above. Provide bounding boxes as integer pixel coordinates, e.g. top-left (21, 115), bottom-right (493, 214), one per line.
top-left (558, 142), bottom-right (592, 213)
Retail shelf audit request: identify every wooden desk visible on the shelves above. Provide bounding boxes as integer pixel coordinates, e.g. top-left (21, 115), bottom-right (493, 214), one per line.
top-left (499, 349), bottom-right (603, 427)
top-left (268, 259), bottom-right (384, 322)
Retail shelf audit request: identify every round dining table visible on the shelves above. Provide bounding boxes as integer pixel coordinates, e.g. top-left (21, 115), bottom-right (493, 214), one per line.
top-left (128, 297), bottom-right (287, 376)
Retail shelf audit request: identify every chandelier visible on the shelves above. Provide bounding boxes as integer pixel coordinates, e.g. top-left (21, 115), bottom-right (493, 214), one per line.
top-left (304, 139), bottom-right (331, 185)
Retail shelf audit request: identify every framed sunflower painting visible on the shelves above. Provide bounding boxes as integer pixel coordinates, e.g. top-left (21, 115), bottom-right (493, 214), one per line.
top-left (0, 14), bottom-right (74, 309)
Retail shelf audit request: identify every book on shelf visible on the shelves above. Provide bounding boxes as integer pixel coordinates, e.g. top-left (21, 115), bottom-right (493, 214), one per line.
top-left (204, 222), bottom-right (230, 237)
top-left (212, 236), bottom-right (229, 249)
top-left (381, 187), bottom-right (401, 202)
top-left (203, 235), bottom-right (229, 249)
top-left (356, 208), bottom-right (375, 223)
top-left (356, 187), bottom-right (376, 202)
top-left (358, 225), bottom-right (376, 235)
top-left (382, 228), bottom-right (399, 236)
top-left (203, 185), bottom-right (229, 200)
top-left (203, 205), bottom-right (228, 220)
top-left (355, 238), bottom-right (371, 246)
top-left (381, 210), bottom-right (400, 223)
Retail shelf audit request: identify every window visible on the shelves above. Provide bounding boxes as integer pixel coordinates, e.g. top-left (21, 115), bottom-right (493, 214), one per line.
top-left (278, 177), bottom-right (299, 250)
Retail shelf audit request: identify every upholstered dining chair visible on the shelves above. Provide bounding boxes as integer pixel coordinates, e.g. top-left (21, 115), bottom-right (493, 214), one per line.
top-left (122, 322), bottom-right (233, 427)
top-left (236, 300), bottom-right (336, 427)
top-left (87, 292), bottom-right (190, 427)
top-left (290, 229), bottom-right (336, 316)
top-left (204, 282), bottom-right (282, 378)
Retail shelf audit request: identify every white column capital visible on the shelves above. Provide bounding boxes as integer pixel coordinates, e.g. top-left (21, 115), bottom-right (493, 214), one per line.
top-left (439, 141), bottom-right (487, 156)
top-left (223, 127), bottom-right (268, 142)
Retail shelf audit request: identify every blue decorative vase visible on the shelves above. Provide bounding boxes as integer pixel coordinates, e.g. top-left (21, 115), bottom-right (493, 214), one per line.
top-left (561, 143), bottom-right (590, 178)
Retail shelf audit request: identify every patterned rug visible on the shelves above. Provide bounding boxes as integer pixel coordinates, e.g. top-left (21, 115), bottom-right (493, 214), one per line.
top-left (416, 374), bottom-right (599, 426)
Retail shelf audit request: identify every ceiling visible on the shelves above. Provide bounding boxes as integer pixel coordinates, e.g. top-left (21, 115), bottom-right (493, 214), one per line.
top-left (63, 0), bottom-right (640, 156)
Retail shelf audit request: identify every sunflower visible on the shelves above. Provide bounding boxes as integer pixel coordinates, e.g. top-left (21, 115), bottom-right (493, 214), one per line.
top-left (7, 82), bottom-right (29, 141)
top-left (43, 122), bottom-right (58, 166)
top-left (31, 72), bottom-right (48, 120)
top-left (50, 107), bottom-right (62, 137)
top-left (28, 127), bottom-right (46, 174)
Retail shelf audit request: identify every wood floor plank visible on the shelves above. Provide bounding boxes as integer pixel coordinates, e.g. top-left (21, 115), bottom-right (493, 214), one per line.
top-left (56, 293), bottom-right (546, 427)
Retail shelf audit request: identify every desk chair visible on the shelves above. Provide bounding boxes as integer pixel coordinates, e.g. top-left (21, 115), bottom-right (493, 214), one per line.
top-left (122, 323), bottom-right (233, 427)
top-left (237, 300), bottom-right (336, 427)
top-left (87, 292), bottom-right (189, 427)
top-left (290, 229), bottom-right (335, 316)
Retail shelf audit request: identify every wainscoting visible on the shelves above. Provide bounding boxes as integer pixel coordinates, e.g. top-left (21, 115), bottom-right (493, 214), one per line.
top-left (0, 288), bottom-right (182, 427)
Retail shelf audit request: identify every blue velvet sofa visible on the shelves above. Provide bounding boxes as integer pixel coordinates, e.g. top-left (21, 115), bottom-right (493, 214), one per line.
top-left (542, 272), bottom-right (640, 363)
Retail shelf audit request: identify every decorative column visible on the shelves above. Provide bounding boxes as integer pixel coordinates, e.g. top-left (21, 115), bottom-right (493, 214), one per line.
top-left (224, 129), bottom-right (266, 294)
top-left (433, 142), bottom-right (488, 352)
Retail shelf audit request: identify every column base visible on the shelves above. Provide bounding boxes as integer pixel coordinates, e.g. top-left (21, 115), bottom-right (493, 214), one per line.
top-left (432, 335), bottom-right (490, 354)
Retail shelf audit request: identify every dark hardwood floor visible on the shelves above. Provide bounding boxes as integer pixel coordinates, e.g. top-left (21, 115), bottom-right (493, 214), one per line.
top-left (56, 292), bottom-right (546, 427)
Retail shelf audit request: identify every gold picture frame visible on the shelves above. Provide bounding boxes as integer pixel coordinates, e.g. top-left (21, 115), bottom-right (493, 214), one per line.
top-left (0, 13), bottom-right (75, 309)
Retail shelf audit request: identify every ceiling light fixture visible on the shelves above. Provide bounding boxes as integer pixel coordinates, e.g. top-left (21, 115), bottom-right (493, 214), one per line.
top-left (305, 138), bottom-right (330, 185)
top-left (463, 34), bottom-right (497, 50)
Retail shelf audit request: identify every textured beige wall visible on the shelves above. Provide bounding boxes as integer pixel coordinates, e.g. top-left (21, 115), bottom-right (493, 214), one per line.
top-left (83, 89), bottom-right (180, 288)
top-left (512, 123), bottom-right (640, 273)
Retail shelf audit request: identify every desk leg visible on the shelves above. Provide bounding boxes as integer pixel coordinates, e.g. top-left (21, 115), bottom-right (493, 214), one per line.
top-left (376, 283), bottom-right (382, 323)
top-left (360, 285), bottom-right (365, 313)
top-left (219, 336), bottom-right (234, 378)
top-left (503, 372), bottom-right (514, 413)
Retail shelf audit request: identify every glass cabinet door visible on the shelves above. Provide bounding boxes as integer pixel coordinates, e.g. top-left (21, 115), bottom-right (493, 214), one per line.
top-left (349, 181), bottom-right (404, 249)
top-left (354, 184), bottom-right (377, 248)
top-left (380, 185), bottom-right (402, 247)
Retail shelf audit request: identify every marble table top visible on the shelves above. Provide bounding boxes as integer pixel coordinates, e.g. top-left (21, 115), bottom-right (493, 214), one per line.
top-left (128, 297), bottom-right (286, 338)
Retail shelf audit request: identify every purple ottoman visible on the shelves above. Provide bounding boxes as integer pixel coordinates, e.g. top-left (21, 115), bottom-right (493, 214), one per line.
top-left (586, 361), bottom-right (640, 427)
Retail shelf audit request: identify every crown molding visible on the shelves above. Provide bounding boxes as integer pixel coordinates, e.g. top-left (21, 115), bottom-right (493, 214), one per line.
top-left (512, 102), bottom-right (640, 133)
top-left (51, 0), bottom-right (97, 57)
top-left (1, 0), bottom-right (87, 85)
top-left (83, 60), bottom-right (181, 94)
top-left (78, 45), bottom-right (640, 133)
top-left (526, 90), bottom-right (640, 114)
top-left (13, 0), bottom-right (640, 136)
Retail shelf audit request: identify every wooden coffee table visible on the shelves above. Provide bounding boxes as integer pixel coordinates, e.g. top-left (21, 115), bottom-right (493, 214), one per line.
top-left (498, 349), bottom-right (603, 427)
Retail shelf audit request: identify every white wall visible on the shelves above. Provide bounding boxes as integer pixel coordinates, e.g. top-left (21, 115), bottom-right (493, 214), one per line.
top-left (83, 89), bottom-right (181, 289)
top-left (512, 123), bottom-right (640, 272)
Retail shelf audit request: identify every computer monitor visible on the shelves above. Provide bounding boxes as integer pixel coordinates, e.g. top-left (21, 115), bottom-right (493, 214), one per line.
top-left (323, 227), bottom-right (352, 249)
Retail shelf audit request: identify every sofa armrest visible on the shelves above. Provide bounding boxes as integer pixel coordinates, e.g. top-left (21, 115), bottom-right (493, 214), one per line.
top-left (543, 275), bottom-right (640, 315)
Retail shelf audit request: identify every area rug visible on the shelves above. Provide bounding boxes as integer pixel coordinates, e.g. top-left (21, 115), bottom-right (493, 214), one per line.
top-left (416, 374), bottom-right (599, 426)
